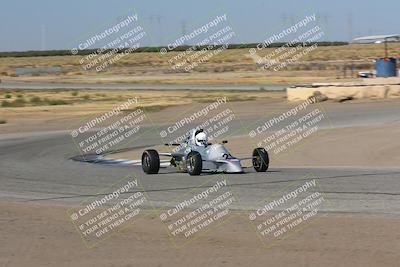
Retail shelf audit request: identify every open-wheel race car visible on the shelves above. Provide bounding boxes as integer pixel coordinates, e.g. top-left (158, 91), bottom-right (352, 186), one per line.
top-left (141, 129), bottom-right (269, 176)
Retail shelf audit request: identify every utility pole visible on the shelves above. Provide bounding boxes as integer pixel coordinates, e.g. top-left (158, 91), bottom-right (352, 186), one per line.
top-left (41, 24), bottom-right (46, 51)
top-left (181, 20), bottom-right (187, 45)
top-left (281, 14), bottom-right (289, 26)
top-left (148, 14), bottom-right (164, 46)
top-left (289, 14), bottom-right (295, 25)
top-left (347, 13), bottom-right (353, 42)
top-left (323, 15), bottom-right (331, 30)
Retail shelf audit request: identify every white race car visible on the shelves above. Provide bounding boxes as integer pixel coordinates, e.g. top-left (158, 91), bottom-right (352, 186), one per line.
top-left (142, 129), bottom-right (269, 175)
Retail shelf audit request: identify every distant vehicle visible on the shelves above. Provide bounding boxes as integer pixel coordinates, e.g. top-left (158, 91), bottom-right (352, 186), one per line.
top-left (358, 71), bottom-right (375, 78)
top-left (141, 129), bottom-right (269, 176)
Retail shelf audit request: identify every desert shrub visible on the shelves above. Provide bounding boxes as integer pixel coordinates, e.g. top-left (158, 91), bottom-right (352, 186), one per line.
top-left (30, 97), bottom-right (42, 104)
top-left (1, 100), bottom-right (10, 107)
top-left (12, 98), bottom-right (26, 107)
top-left (1, 98), bottom-right (26, 107)
top-left (45, 99), bottom-right (69, 105)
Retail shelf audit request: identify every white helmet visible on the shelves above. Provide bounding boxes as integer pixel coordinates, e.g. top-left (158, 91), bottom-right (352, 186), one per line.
top-left (195, 131), bottom-right (208, 146)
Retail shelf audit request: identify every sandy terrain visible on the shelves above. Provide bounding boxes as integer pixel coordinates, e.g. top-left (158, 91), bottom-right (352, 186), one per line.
top-left (1, 202), bottom-right (399, 267)
top-left (0, 89), bottom-right (284, 133)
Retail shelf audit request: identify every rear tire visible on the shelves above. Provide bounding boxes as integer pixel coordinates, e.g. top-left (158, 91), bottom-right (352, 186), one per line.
top-left (142, 149), bottom-right (160, 174)
top-left (252, 148), bottom-right (269, 172)
top-left (186, 151), bottom-right (202, 176)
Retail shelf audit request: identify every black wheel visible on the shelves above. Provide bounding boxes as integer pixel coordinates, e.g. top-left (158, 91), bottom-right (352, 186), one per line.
top-left (142, 149), bottom-right (160, 174)
top-left (186, 151), bottom-right (202, 176)
top-left (252, 148), bottom-right (269, 172)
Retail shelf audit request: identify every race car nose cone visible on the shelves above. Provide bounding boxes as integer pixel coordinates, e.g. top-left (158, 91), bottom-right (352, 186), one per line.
top-left (220, 159), bottom-right (243, 173)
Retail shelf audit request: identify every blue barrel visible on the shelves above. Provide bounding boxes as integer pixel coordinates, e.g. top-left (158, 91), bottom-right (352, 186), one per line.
top-left (375, 58), bottom-right (397, 77)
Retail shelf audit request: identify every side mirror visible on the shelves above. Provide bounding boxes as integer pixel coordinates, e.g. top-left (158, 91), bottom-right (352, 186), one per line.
top-left (222, 140), bottom-right (228, 144)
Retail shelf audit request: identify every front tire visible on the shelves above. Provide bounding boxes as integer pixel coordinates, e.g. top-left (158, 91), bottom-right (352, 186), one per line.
top-left (186, 151), bottom-right (202, 176)
top-left (252, 148), bottom-right (269, 172)
top-left (142, 149), bottom-right (160, 174)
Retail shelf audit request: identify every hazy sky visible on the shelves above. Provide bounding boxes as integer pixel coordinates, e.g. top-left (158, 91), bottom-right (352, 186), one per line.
top-left (1, 0), bottom-right (399, 52)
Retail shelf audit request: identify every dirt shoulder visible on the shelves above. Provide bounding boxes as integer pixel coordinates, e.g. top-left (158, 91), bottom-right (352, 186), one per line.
top-left (1, 202), bottom-right (399, 267)
top-left (0, 89), bottom-right (284, 134)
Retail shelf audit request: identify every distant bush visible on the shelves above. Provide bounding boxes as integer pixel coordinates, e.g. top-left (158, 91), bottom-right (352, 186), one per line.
top-left (5, 94), bottom-right (12, 98)
top-left (82, 95), bottom-right (90, 100)
top-left (1, 100), bottom-right (10, 107)
top-left (1, 98), bottom-right (26, 107)
top-left (71, 91), bottom-right (79, 96)
top-left (12, 98), bottom-right (26, 107)
top-left (45, 99), bottom-right (69, 105)
top-left (0, 119), bottom-right (6, 124)
top-left (0, 96), bottom-right (70, 107)
top-left (30, 97), bottom-right (42, 104)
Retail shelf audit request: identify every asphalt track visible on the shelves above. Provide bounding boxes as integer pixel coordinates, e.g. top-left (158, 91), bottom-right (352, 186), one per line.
top-left (1, 101), bottom-right (400, 216)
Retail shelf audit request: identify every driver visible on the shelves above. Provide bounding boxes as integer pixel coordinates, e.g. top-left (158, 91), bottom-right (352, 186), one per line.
top-left (194, 129), bottom-right (208, 147)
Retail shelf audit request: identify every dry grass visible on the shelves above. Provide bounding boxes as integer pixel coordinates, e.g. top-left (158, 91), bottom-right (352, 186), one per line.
top-left (0, 88), bottom-right (285, 133)
top-left (0, 89), bottom-right (284, 120)
top-left (0, 43), bottom-right (398, 85)
top-left (1, 43), bottom-right (398, 69)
